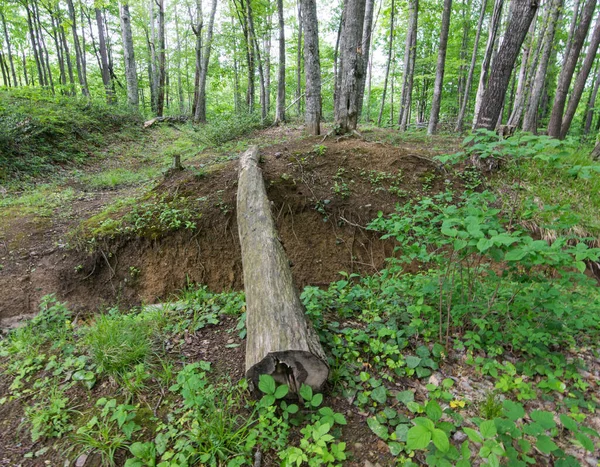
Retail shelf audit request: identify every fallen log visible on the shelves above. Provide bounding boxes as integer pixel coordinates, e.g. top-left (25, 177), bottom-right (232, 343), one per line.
top-left (237, 146), bottom-right (329, 394)
top-left (143, 115), bottom-right (189, 128)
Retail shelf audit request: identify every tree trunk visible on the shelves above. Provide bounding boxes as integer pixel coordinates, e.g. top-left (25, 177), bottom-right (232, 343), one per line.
top-left (357, 0), bottom-right (376, 119)
top-left (191, 0), bottom-right (203, 117)
top-left (427, 0), bottom-right (453, 135)
top-left (335, 0), bottom-right (367, 133)
top-left (195, 0), bottom-right (217, 123)
top-left (560, 11), bottom-right (600, 138)
top-left (333, 3), bottom-right (344, 110)
top-left (120, 2), bottom-right (139, 108)
top-left (399, 0), bottom-right (418, 131)
top-left (584, 63), bottom-right (600, 134)
top-left (378, 0), bottom-right (394, 127)
top-left (301, 0), bottom-right (322, 135)
top-left (274, 0), bottom-right (286, 124)
top-left (95, 7), bottom-right (114, 104)
top-left (475, 0), bottom-right (538, 130)
top-left (156, 0), bottom-right (166, 116)
top-left (296, 0), bottom-right (303, 116)
top-left (506, 9), bottom-right (538, 127)
top-left (591, 141), bottom-right (600, 160)
top-left (174, 4), bottom-right (184, 113)
top-left (455, 0), bottom-right (486, 132)
top-left (66, 0), bottom-right (88, 96)
top-left (522, 0), bottom-right (562, 132)
top-left (248, 2), bottom-right (267, 122)
top-left (1, 13), bottom-right (18, 88)
top-left (547, 0), bottom-right (597, 137)
top-left (237, 146), bottom-right (329, 394)
top-left (472, 0), bottom-right (504, 128)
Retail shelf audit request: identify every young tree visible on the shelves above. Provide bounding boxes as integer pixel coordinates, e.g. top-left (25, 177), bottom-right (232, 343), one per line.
top-left (194, 0), bottom-right (217, 123)
top-left (559, 11), bottom-right (600, 138)
top-left (378, 0), bottom-right (394, 127)
top-left (95, 6), bottom-right (114, 104)
top-left (357, 0), bottom-right (376, 119)
top-left (156, 0), bottom-right (166, 116)
top-left (547, 0), bottom-right (597, 137)
top-left (427, 0), bottom-right (452, 135)
top-left (274, 0), bottom-right (286, 124)
top-left (522, 0), bottom-right (563, 132)
top-left (455, 0), bottom-right (487, 132)
top-left (120, 1), bottom-right (138, 108)
top-left (335, 0), bottom-right (366, 133)
top-left (475, 0), bottom-right (538, 130)
top-left (399, 0), bottom-right (418, 131)
top-left (301, 0), bottom-right (321, 134)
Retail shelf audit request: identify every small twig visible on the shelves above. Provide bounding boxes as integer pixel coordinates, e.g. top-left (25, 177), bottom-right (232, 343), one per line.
top-left (153, 389), bottom-right (165, 418)
top-left (254, 450), bottom-right (262, 467)
top-left (339, 215), bottom-right (367, 229)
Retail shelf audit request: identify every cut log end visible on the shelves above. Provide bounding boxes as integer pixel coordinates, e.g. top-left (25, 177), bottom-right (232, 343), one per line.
top-left (247, 350), bottom-right (329, 394)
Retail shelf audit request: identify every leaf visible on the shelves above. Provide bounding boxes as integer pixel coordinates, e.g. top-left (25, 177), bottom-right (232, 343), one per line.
top-left (413, 417), bottom-right (435, 431)
top-left (416, 346), bottom-right (431, 358)
top-left (536, 435), bottom-right (558, 454)
top-left (407, 425), bottom-right (432, 450)
top-left (274, 385), bottom-right (289, 399)
top-left (395, 424), bottom-right (409, 442)
top-left (575, 432), bottom-right (594, 452)
top-left (388, 441), bottom-right (403, 456)
top-left (463, 427), bottom-right (483, 444)
top-left (406, 356), bottom-right (422, 369)
top-left (559, 414), bottom-right (578, 431)
top-left (575, 261), bottom-right (586, 273)
top-left (480, 420), bottom-right (497, 439)
top-left (371, 386), bottom-right (387, 404)
top-left (431, 428), bottom-right (450, 452)
top-left (505, 248), bottom-right (527, 261)
top-left (531, 410), bottom-right (556, 430)
top-left (367, 417), bottom-right (389, 440)
top-left (310, 393), bottom-right (323, 407)
top-left (299, 384), bottom-right (313, 401)
top-left (258, 374), bottom-right (275, 395)
top-left (502, 400), bottom-right (525, 421)
top-left (425, 401), bottom-right (443, 422)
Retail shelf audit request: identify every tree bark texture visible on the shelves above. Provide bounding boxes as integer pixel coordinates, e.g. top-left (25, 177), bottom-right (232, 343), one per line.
top-left (195, 0), bottom-right (217, 123)
top-left (428, 0), bottom-right (453, 135)
top-left (237, 146), bottom-right (329, 393)
top-left (95, 7), bottom-right (114, 104)
top-left (357, 0), bottom-right (376, 119)
top-left (302, 0), bottom-right (322, 135)
top-left (378, 0), bottom-right (394, 127)
top-left (475, 0), bottom-right (538, 130)
top-left (547, 0), bottom-right (597, 137)
top-left (584, 64), bottom-right (600, 134)
top-left (335, 0), bottom-right (367, 133)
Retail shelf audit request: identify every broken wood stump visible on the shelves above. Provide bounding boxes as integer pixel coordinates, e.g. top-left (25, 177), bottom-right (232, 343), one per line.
top-left (236, 145), bottom-right (329, 394)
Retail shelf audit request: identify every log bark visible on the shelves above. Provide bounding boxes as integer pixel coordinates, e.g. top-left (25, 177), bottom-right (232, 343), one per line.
top-left (237, 146), bottom-right (329, 393)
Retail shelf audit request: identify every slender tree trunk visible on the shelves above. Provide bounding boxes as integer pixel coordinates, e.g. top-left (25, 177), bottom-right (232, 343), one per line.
top-left (22, 51), bottom-right (29, 86)
top-left (48, 13), bottom-right (66, 88)
top-left (560, 12), bottom-right (600, 138)
top-left (399, 0), bottom-right (418, 131)
top-left (66, 0), bottom-right (88, 96)
top-left (475, 0), bottom-right (538, 130)
top-left (456, 0), bottom-right (472, 112)
top-left (357, 0), bottom-right (376, 119)
top-left (192, 0), bottom-right (203, 117)
top-left (156, 0), bottom-right (166, 116)
top-left (378, 0), bottom-right (394, 127)
top-left (0, 52), bottom-right (8, 86)
top-left (120, 2), bottom-right (139, 108)
top-left (335, 0), bottom-right (367, 133)
top-left (248, 1), bottom-right (267, 121)
top-left (57, 9), bottom-right (75, 93)
top-left (472, 0), bottom-right (504, 127)
top-left (564, 0), bottom-right (582, 62)
top-left (455, 0), bottom-right (487, 131)
top-left (264, 12), bottom-right (272, 116)
top-left (506, 9), bottom-right (538, 127)
top-left (547, 0), bottom-right (597, 137)
top-left (333, 3), bottom-right (344, 109)
top-left (296, 0), bottom-right (303, 116)
top-left (523, 0), bottom-right (562, 132)
top-left (25, 3), bottom-right (44, 87)
top-left (301, 0), bottom-right (322, 135)
top-left (195, 0), bottom-right (217, 123)
top-left (427, 0), bottom-right (453, 135)
top-left (1, 13), bottom-right (18, 87)
top-left (174, 4), bottom-right (184, 113)
top-left (584, 63), bottom-right (600, 134)
top-left (274, 0), bottom-right (286, 124)
top-left (95, 7), bottom-right (114, 104)
top-left (33, 0), bottom-right (54, 92)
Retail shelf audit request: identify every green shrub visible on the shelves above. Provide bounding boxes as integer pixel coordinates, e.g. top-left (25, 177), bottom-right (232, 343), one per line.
top-left (196, 112), bottom-right (264, 146)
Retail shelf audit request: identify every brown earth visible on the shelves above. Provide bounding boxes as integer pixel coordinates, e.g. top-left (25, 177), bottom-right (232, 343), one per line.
top-left (0, 126), bottom-right (459, 328)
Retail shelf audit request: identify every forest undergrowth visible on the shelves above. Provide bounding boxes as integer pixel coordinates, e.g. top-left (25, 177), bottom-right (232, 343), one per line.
top-left (1, 122), bottom-right (600, 466)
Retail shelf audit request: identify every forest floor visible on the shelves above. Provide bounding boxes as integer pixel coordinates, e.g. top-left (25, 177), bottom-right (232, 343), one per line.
top-left (0, 121), bottom-right (599, 467)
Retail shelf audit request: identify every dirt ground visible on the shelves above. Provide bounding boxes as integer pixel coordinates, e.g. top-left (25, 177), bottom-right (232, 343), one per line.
top-left (0, 126), bottom-right (458, 328)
